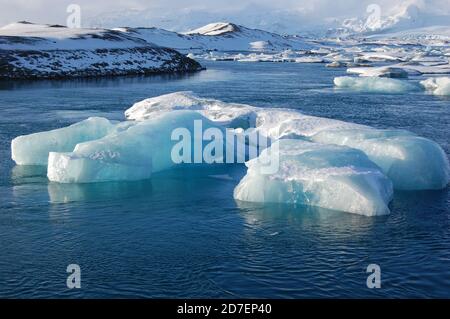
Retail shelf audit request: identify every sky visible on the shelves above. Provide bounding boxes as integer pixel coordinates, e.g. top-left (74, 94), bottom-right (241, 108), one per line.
top-left (0, 0), bottom-right (448, 32)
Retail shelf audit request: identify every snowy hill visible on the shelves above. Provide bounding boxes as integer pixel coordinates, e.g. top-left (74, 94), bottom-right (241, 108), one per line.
top-left (0, 22), bottom-right (202, 79)
top-left (185, 22), bottom-right (239, 36)
top-left (117, 22), bottom-right (313, 53)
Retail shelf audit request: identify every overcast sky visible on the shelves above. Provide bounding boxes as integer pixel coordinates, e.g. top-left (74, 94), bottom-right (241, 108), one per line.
top-left (0, 0), bottom-right (448, 31)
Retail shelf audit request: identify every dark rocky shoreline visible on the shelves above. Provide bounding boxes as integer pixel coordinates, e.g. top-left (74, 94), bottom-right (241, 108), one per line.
top-left (0, 46), bottom-right (202, 79)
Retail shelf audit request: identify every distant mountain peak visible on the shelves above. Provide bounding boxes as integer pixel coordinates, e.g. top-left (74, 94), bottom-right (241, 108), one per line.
top-left (184, 22), bottom-right (240, 36)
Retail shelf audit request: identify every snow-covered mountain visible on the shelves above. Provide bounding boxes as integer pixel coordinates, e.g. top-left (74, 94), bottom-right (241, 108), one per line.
top-left (116, 22), bottom-right (313, 53)
top-left (0, 22), bottom-right (201, 79)
top-left (86, 6), bottom-right (321, 36)
top-left (335, 1), bottom-right (450, 36)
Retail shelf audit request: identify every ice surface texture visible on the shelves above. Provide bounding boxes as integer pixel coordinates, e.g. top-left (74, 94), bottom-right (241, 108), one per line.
top-left (311, 129), bottom-right (450, 190)
top-left (234, 140), bottom-right (394, 216)
top-left (47, 111), bottom-right (224, 183)
top-left (11, 117), bottom-right (115, 165)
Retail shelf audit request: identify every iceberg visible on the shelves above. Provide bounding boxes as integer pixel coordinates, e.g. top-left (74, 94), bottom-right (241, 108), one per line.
top-left (11, 117), bottom-right (115, 165)
top-left (47, 111), bottom-right (225, 183)
top-left (11, 91), bottom-right (449, 200)
top-left (334, 76), bottom-right (421, 93)
top-left (420, 77), bottom-right (450, 95)
top-left (347, 66), bottom-right (409, 78)
top-left (234, 140), bottom-right (394, 216)
top-left (125, 92), bottom-right (449, 191)
top-left (311, 129), bottom-right (450, 190)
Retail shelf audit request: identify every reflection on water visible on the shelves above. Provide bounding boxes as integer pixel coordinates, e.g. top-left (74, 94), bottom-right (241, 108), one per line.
top-left (0, 68), bottom-right (231, 91)
top-left (47, 181), bottom-right (154, 204)
top-left (11, 165), bottom-right (47, 184)
top-left (236, 200), bottom-right (381, 238)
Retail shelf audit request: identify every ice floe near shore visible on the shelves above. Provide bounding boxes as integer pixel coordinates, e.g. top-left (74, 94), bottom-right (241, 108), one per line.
top-left (11, 92), bottom-right (450, 215)
top-left (234, 140), bottom-right (393, 216)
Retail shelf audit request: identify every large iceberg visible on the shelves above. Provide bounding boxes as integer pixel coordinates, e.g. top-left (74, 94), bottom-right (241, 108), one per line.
top-left (10, 92), bottom-right (450, 215)
top-left (234, 140), bottom-right (394, 216)
top-left (420, 77), bottom-right (450, 96)
top-left (11, 117), bottom-right (115, 165)
top-left (334, 76), bottom-right (421, 93)
top-left (47, 111), bottom-right (226, 183)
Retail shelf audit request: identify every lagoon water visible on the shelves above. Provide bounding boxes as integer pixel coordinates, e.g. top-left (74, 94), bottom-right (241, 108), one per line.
top-left (0, 61), bottom-right (449, 298)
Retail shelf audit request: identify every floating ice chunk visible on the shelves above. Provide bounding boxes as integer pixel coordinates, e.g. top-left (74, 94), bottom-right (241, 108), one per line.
top-left (420, 77), bottom-right (450, 95)
top-left (234, 140), bottom-right (393, 216)
top-left (334, 76), bottom-right (421, 93)
top-left (394, 62), bottom-right (450, 75)
top-left (311, 129), bottom-right (450, 190)
top-left (354, 52), bottom-right (405, 63)
top-left (326, 61), bottom-right (346, 68)
top-left (294, 56), bottom-right (324, 63)
top-left (47, 111), bottom-right (224, 183)
top-left (11, 117), bottom-right (115, 165)
top-left (347, 66), bottom-right (409, 78)
top-left (250, 41), bottom-right (269, 51)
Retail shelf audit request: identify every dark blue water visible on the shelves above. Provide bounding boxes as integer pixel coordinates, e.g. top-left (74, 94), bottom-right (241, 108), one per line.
top-left (0, 61), bottom-right (449, 298)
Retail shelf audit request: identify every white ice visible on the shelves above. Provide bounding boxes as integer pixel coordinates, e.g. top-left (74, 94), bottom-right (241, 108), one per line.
top-left (420, 77), bottom-right (450, 95)
top-left (234, 139), bottom-right (394, 216)
top-left (347, 66), bottom-right (410, 78)
top-left (334, 76), bottom-right (421, 93)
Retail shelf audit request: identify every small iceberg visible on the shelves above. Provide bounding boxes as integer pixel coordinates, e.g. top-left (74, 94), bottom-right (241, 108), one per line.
top-left (334, 76), bottom-right (421, 93)
top-left (420, 77), bottom-right (450, 96)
